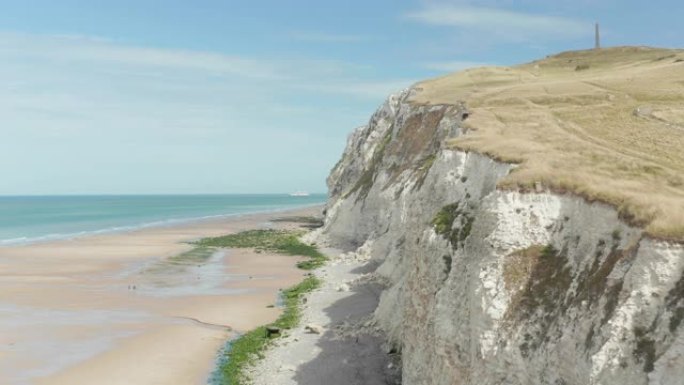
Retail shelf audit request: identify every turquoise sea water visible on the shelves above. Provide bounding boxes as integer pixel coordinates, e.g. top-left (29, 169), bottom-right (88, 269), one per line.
top-left (0, 194), bottom-right (327, 245)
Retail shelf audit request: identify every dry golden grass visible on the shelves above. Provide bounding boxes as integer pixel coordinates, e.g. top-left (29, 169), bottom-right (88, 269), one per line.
top-left (411, 46), bottom-right (684, 240)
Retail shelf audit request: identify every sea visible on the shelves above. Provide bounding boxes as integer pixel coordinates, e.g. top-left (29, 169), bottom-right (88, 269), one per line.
top-left (0, 194), bottom-right (327, 246)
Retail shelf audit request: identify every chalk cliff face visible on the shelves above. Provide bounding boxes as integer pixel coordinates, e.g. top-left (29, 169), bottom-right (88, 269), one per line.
top-left (319, 89), bottom-right (684, 385)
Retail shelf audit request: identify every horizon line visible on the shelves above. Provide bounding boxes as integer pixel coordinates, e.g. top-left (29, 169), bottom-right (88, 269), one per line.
top-left (0, 192), bottom-right (329, 197)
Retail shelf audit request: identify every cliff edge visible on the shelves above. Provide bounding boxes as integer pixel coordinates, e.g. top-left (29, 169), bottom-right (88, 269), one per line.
top-left (318, 47), bottom-right (684, 385)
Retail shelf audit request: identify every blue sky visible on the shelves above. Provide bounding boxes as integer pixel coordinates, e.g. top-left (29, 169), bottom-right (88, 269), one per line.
top-left (0, 0), bottom-right (681, 195)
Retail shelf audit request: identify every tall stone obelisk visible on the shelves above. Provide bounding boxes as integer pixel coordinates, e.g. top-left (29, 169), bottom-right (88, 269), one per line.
top-left (595, 23), bottom-right (601, 49)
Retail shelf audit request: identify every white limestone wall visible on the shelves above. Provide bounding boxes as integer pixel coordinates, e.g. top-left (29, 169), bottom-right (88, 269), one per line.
top-left (320, 90), bottom-right (684, 385)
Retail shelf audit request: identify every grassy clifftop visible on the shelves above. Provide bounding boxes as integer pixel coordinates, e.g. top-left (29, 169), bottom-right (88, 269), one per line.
top-left (411, 46), bottom-right (684, 240)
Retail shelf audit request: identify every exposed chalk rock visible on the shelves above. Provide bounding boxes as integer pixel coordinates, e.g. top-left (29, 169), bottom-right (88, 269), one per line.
top-left (305, 324), bottom-right (324, 334)
top-left (337, 283), bottom-right (351, 292)
top-left (317, 88), bottom-right (684, 385)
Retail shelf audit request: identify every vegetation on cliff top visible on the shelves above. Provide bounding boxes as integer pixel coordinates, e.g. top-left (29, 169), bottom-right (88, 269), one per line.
top-left (412, 46), bottom-right (684, 240)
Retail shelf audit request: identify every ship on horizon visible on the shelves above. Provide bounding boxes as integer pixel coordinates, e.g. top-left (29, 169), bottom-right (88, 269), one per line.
top-left (289, 191), bottom-right (310, 197)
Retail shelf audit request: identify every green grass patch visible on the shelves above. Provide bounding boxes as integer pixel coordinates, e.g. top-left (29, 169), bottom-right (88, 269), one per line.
top-left (275, 276), bottom-right (322, 328)
top-left (168, 246), bottom-right (215, 265)
top-left (271, 216), bottom-right (324, 229)
top-left (193, 229), bottom-right (327, 270)
top-left (216, 275), bottom-right (322, 384)
top-left (202, 229), bottom-right (328, 384)
top-left (143, 246), bottom-right (216, 275)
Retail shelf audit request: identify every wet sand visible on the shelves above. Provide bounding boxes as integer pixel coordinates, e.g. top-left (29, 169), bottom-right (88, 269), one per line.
top-left (0, 206), bottom-right (321, 385)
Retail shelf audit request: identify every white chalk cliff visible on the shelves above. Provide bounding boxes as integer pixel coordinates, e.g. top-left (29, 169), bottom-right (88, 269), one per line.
top-left (318, 88), bottom-right (684, 385)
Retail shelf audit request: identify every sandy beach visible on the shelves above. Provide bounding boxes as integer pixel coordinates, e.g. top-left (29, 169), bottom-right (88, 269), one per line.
top-left (0, 206), bottom-right (321, 385)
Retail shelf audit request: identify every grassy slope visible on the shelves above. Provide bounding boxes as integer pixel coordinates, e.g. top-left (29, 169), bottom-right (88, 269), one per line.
top-left (411, 46), bottom-right (684, 240)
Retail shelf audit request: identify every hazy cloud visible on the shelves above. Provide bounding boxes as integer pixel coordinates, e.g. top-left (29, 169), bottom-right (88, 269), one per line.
top-left (0, 32), bottom-right (394, 100)
top-left (301, 79), bottom-right (417, 99)
top-left (0, 31), bottom-right (397, 194)
top-left (406, 4), bottom-right (590, 41)
top-left (422, 60), bottom-right (491, 72)
top-left (288, 31), bottom-right (372, 43)
top-left (0, 32), bottom-right (283, 79)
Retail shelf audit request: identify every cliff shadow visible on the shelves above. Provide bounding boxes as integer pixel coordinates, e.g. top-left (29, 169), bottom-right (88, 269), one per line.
top-left (349, 259), bottom-right (381, 275)
top-left (293, 276), bottom-right (401, 385)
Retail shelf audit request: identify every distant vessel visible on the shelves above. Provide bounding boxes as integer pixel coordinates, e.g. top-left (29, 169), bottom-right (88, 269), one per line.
top-left (289, 191), bottom-right (310, 197)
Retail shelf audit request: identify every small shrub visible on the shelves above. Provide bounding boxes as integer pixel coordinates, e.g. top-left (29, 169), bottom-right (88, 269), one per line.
top-left (442, 254), bottom-right (453, 278)
top-left (432, 203), bottom-right (460, 236)
top-left (432, 203), bottom-right (474, 249)
top-left (541, 244), bottom-right (558, 259)
top-left (654, 54), bottom-right (676, 61)
top-left (633, 327), bottom-right (656, 373)
top-left (611, 229), bottom-right (622, 241)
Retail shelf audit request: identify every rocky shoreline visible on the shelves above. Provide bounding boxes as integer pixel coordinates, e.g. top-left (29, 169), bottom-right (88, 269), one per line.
top-left (246, 236), bottom-right (401, 385)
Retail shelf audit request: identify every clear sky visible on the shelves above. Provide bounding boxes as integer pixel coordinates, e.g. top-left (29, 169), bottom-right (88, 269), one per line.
top-left (1, 0), bottom-right (681, 195)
